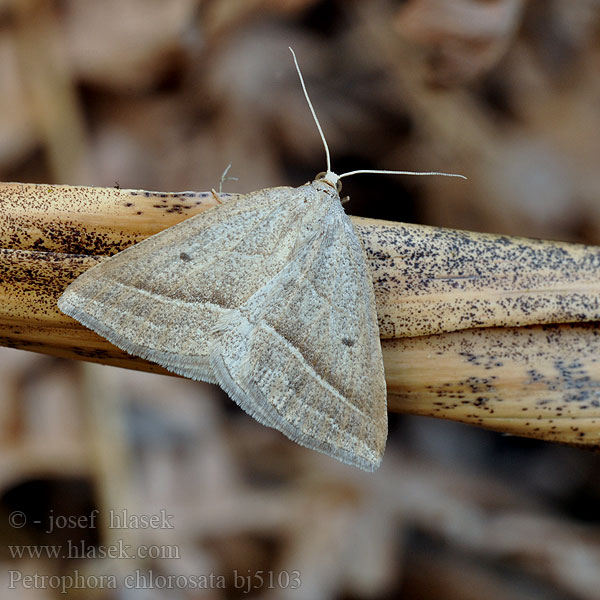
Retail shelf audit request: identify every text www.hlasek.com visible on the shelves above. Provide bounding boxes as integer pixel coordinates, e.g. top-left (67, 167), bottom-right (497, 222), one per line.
top-left (8, 540), bottom-right (179, 560)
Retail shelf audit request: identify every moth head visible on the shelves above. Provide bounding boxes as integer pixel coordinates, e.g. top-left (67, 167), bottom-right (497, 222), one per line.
top-left (315, 171), bottom-right (342, 194)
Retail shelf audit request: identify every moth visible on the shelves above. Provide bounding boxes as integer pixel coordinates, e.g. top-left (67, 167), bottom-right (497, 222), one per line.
top-left (58, 49), bottom-right (463, 470)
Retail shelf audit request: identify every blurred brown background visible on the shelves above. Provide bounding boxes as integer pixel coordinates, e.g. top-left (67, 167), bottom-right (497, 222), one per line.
top-left (2, 0), bottom-right (600, 598)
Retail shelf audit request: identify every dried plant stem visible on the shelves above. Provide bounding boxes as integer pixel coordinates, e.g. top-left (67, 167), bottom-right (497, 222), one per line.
top-left (2, 182), bottom-right (600, 446)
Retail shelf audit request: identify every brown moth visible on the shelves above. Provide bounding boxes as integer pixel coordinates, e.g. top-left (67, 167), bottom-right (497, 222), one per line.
top-left (58, 49), bottom-right (463, 470)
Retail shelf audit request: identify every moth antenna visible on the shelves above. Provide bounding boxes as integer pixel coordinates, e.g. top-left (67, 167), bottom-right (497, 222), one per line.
top-left (218, 163), bottom-right (239, 194)
top-left (289, 48), bottom-right (466, 185)
top-left (339, 169), bottom-right (467, 180)
top-left (289, 47), bottom-right (332, 174)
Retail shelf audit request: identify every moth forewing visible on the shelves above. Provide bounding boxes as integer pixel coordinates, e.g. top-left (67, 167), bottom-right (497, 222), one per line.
top-left (59, 180), bottom-right (388, 470)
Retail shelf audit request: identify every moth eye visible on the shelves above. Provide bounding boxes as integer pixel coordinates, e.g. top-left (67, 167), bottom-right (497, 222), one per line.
top-left (315, 171), bottom-right (327, 181)
top-left (336, 180), bottom-right (343, 194)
